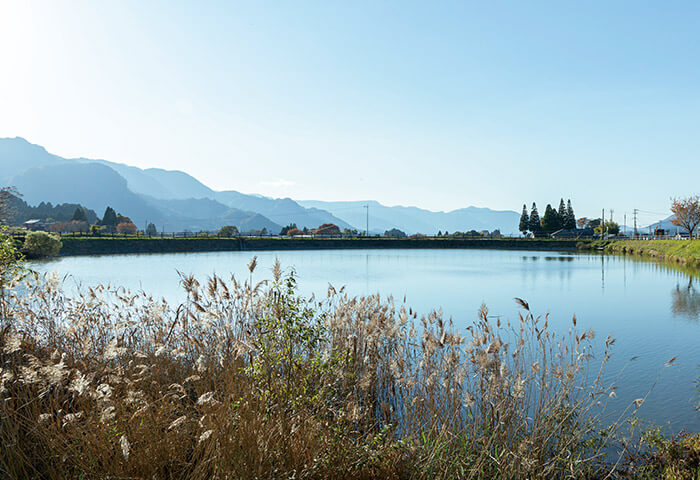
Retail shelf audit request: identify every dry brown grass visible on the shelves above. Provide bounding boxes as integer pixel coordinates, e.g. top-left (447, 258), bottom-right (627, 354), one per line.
top-left (0, 259), bottom-right (690, 479)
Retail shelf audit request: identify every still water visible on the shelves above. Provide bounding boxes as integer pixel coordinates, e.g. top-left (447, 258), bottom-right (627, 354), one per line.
top-left (29, 249), bottom-right (699, 431)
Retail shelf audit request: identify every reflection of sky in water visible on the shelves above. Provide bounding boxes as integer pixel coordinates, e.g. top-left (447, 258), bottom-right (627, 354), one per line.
top-left (28, 249), bottom-right (700, 431)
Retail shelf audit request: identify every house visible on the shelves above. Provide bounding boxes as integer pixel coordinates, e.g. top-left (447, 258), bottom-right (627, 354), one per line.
top-left (23, 219), bottom-right (47, 231)
top-left (550, 228), bottom-right (594, 239)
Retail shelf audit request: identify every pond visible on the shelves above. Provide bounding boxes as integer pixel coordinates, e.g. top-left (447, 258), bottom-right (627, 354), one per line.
top-left (29, 248), bottom-right (699, 431)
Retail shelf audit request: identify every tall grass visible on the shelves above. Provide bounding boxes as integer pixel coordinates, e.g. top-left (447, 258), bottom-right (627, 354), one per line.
top-left (0, 259), bottom-right (696, 479)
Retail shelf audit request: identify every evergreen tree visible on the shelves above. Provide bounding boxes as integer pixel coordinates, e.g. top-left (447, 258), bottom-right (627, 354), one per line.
top-left (558, 198), bottom-right (566, 223)
top-left (100, 206), bottom-right (117, 232)
top-left (280, 223), bottom-right (298, 235)
top-left (145, 223), bottom-right (157, 236)
top-left (553, 206), bottom-right (562, 231)
top-left (71, 207), bottom-right (87, 222)
top-left (542, 204), bottom-right (561, 233)
top-left (519, 204), bottom-right (529, 234)
top-left (565, 199), bottom-right (576, 229)
top-left (529, 203), bottom-right (541, 233)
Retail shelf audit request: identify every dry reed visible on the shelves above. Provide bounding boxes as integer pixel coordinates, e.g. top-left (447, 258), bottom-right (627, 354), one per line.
top-left (0, 260), bottom-right (695, 479)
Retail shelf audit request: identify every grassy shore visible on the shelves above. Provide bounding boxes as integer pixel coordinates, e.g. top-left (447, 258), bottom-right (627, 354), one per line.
top-left (589, 239), bottom-right (700, 267)
top-left (1, 261), bottom-right (698, 479)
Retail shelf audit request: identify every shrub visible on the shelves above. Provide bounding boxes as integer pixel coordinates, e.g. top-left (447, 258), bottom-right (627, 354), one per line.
top-left (217, 225), bottom-right (239, 237)
top-left (384, 228), bottom-right (407, 238)
top-left (116, 222), bottom-right (137, 235)
top-left (21, 231), bottom-right (61, 258)
top-left (49, 220), bottom-right (89, 233)
top-left (0, 226), bottom-right (23, 305)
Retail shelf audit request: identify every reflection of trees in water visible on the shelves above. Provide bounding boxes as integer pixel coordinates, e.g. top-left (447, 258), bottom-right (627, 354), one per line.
top-left (671, 276), bottom-right (700, 321)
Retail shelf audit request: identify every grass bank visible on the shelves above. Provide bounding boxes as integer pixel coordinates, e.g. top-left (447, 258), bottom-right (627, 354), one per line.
top-left (41, 235), bottom-right (588, 256)
top-left (587, 239), bottom-right (700, 267)
top-left (1, 262), bottom-right (697, 479)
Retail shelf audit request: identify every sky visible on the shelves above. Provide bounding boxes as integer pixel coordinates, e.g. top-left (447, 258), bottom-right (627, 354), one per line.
top-left (1, 1), bottom-right (699, 224)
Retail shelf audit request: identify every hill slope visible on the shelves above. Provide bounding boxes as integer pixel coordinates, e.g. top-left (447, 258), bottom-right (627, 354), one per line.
top-left (0, 137), bottom-right (327, 231)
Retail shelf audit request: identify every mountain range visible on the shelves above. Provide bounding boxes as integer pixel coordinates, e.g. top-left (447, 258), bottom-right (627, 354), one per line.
top-left (298, 200), bottom-right (520, 235)
top-left (1, 137), bottom-right (524, 234)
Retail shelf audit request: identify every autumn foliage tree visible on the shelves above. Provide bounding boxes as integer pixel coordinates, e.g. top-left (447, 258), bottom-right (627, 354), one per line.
top-left (314, 223), bottom-right (341, 236)
top-left (671, 195), bottom-right (700, 239)
top-left (116, 222), bottom-right (138, 235)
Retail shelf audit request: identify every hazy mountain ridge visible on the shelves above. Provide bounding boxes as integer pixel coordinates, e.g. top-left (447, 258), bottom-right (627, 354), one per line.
top-left (0, 137), bottom-right (337, 231)
top-left (3, 137), bottom-right (567, 235)
top-left (299, 200), bottom-right (522, 235)
top-left (77, 150), bottom-right (351, 229)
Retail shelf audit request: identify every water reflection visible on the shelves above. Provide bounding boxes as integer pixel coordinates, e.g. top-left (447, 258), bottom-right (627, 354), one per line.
top-left (671, 276), bottom-right (700, 321)
top-left (28, 249), bottom-right (700, 431)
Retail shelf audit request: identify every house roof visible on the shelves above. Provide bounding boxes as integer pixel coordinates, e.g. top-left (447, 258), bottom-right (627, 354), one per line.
top-left (551, 228), bottom-right (594, 237)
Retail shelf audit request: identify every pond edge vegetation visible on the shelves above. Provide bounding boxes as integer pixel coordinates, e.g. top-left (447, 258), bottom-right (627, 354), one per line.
top-left (1, 228), bottom-right (699, 478)
top-left (583, 239), bottom-right (700, 268)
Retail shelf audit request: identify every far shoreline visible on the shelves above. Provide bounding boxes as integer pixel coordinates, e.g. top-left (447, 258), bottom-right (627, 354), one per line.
top-left (35, 236), bottom-right (587, 257)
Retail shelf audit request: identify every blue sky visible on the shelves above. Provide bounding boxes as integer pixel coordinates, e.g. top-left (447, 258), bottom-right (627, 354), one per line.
top-left (1, 1), bottom-right (698, 224)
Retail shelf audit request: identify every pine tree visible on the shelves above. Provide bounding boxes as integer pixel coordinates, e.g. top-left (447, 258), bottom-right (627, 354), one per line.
top-left (555, 198), bottom-right (566, 231)
top-left (519, 204), bottom-right (529, 234)
top-left (566, 199), bottom-right (576, 229)
top-left (542, 204), bottom-right (560, 234)
top-left (71, 207), bottom-right (87, 222)
top-left (529, 203), bottom-right (541, 233)
top-left (100, 207), bottom-right (118, 233)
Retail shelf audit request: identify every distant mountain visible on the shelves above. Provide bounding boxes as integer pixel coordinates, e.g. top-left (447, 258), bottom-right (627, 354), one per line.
top-left (298, 200), bottom-right (520, 235)
top-left (11, 162), bottom-right (165, 227)
top-left (142, 196), bottom-right (281, 232)
top-left (0, 137), bottom-right (338, 232)
top-left (644, 215), bottom-right (684, 234)
top-left (213, 191), bottom-right (353, 230)
top-left (0, 137), bottom-right (64, 184)
top-left (1, 136), bottom-right (519, 234)
top-left (85, 158), bottom-right (214, 200)
top-left (80, 153), bottom-right (350, 229)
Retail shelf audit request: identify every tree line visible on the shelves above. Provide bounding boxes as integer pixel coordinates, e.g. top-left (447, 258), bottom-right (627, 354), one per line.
top-left (47, 206), bottom-right (140, 235)
top-left (519, 199), bottom-right (576, 235)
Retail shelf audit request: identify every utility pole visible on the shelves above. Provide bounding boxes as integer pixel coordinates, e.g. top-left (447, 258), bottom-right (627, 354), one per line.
top-left (610, 209), bottom-right (614, 236)
top-left (633, 209), bottom-right (638, 237)
top-left (602, 208), bottom-right (605, 236)
top-left (364, 204), bottom-right (369, 236)
top-left (624, 213), bottom-right (626, 236)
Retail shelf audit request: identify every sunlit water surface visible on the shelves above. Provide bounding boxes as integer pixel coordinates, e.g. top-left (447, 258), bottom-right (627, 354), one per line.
top-left (29, 249), bottom-right (699, 431)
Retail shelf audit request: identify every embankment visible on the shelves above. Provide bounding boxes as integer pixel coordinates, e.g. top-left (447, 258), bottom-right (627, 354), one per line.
top-left (53, 236), bottom-right (586, 256)
top-left (586, 239), bottom-right (700, 267)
